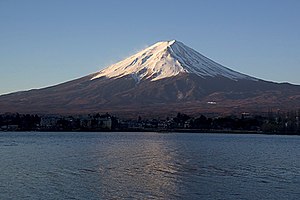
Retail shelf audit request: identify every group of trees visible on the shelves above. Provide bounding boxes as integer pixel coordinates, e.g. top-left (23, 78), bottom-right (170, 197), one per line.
top-left (0, 113), bottom-right (40, 130)
top-left (172, 113), bottom-right (262, 130)
top-left (172, 111), bottom-right (300, 134)
top-left (261, 111), bottom-right (300, 134)
top-left (0, 111), bottom-right (299, 134)
top-left (0, 113), bottom-right (117, 131)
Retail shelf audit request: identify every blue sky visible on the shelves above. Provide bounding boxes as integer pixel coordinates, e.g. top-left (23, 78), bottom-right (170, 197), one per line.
top-left (0, 0), bottom-right (300, 95)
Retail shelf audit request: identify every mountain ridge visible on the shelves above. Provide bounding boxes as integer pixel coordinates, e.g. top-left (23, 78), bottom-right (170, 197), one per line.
top-left (91, 40), bottom-right (257, 83)
top-left (0, 40), bottom-right (300, 117)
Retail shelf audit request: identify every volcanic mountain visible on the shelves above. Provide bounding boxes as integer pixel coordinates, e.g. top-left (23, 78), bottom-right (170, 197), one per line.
top-left (1, 40), bottom-right (300, 117)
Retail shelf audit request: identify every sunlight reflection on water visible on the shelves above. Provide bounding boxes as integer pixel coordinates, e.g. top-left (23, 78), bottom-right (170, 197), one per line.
top-left (0, 132), bottom-right (299, 199)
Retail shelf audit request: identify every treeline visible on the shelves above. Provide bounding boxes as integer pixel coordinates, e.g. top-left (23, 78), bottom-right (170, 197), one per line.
top-left (0, 113), bottom-right (117, 131)
top-left (0, 113), bottom-right (40, 131)
top-left (170, 112), bottom-right (300, 134)
top-left (0, 111), bottom-right (299, 134)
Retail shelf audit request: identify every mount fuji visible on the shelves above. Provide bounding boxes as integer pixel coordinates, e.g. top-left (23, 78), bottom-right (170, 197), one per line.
top-left (1, 40), bottom-right (300, 117)
top-left (91, 40), bottom-right (256, 82)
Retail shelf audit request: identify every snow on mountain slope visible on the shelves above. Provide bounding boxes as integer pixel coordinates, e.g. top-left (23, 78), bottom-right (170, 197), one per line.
top-left (91, 40), bottom-right (257, 82)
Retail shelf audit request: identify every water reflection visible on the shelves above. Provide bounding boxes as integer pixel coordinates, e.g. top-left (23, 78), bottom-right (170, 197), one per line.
top-left (0, 132), bottom-right (299, 200)
top-left (93, 133), bottom-right (182, 199)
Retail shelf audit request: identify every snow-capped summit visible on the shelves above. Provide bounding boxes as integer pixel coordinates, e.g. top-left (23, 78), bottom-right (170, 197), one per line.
top-left (91, 40), bottom-right (256, 82)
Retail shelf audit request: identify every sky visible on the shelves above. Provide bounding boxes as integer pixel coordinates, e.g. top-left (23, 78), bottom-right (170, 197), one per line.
top-left (0, 0), bottom-right (300, 95)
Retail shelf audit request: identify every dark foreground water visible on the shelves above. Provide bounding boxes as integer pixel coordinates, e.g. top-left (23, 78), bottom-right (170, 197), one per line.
top-left (0, 132), bottom-right (299, 200)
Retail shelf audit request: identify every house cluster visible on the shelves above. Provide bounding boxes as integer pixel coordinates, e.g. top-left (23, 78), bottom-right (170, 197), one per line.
top-left (0, 111), bottom-right (299, 134)
top-left (0, 113), bottom-right (113, 131)
top-left (39, 113), bottom-right (113, 131)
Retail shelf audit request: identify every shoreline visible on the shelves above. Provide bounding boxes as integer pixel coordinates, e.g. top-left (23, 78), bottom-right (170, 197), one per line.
top-left (1, 129), bottom-right (299, 136)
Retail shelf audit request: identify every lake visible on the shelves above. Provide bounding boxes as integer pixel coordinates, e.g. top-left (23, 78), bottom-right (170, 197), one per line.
top-left (0, 132), bottom-right (299, 199)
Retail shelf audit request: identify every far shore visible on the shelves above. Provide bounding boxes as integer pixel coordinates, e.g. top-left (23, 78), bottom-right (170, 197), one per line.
top-left (1, 129), bottom-right (299, 136)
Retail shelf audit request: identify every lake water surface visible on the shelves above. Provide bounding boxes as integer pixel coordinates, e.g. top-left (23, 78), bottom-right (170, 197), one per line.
top-left (0, 132), bottom-right (299, 199)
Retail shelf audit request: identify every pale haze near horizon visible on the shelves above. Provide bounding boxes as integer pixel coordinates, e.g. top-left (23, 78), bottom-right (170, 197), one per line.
top-left (0, 0), bottom-right (300, 95)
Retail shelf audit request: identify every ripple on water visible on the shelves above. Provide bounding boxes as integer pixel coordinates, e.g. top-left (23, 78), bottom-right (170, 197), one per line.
top-left (0, 132), bottom-right (299, 200)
